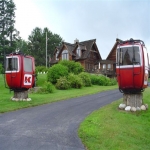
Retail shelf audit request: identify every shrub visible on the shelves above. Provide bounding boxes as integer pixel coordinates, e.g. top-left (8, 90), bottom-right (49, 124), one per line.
top-left (47, 64), bottom-right (68, 84)
top-left (109, 78), bottom-right (117, 85)
top-left (55, 77), bottom-right (71, 90)
top-left (96, 75), bottom-right (108, 86)
top-left (68, 73), bottom-right (83, 89)
top-left (90, 74), bottom-right (117, 86)
top-left (36, 66), bottom-right (48, 73)
top-left (59, 60), bottom-right (84, 74)
top-left (90, 74), bottom-right (99, 85)
top-left (38, 82), bottom-right (55, 93)
top-left (78, 72), bottom-right (91, 87)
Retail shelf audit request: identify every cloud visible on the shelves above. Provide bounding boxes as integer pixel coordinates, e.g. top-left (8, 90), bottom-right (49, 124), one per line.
top-left (13, 0), bottom-right (150, 59)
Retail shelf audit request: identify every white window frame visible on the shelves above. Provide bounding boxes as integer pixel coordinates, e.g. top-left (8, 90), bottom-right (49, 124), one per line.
top-left (5, 56), bottom-right (20, 73)
top-left (116, 45), bottom-right (142, 69)
top-left (62, 50), bottom-right (69, 60)
top-left (56, 51), bottom-right (59, 60)
top-left (77, 46), bottom-right (81, 57)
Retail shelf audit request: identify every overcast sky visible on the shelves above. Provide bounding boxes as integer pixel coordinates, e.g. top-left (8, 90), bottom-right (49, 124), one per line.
top-left (13, 0), bottom-right (150, 59)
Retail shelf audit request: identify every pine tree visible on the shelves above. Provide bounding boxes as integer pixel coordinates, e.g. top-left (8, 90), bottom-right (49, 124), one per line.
top-left (0, 0), bottom-right (19, 64)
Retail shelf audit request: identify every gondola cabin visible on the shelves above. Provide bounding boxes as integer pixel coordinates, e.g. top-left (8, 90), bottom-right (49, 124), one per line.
top-left (5, 52), bottom-right (35, 91)
top-left (116, 39), bottom-right (149, 93)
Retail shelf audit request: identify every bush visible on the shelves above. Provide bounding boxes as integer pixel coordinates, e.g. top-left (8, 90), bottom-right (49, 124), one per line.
top-left (55, 77), bottom-right (71, 90)
top-left (36, 66), bottom-right (48, 73)
top-left (68, 73), bottom-right (83, 89)
top-left (38, 82), bottom-right (55, 93)
top-left (90, 74), bottom-right (117, 86)
top-left (59, 60), bottom-right (84, 74)
top-left (47, 64), bottom-right (68, 84)
top-left (78, 72), bottom-right (91, 87)
top-left (96, 75), bottom-right (108, 86)
top-left (90, 74), bottom-right (99, 85)
top-left (109, 78), bottom-right (117, 85)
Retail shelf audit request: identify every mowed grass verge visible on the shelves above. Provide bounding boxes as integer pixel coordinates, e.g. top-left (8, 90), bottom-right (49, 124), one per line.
top-left (0, 74), bottom-right (117, 113)
top-left (78, 87), bottom-right (150, 150)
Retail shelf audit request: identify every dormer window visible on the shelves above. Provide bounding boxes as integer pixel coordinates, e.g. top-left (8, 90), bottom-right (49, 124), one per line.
top-left (56, 51), bottom-right (59, 60)
top-left (77, 46), bottom-right (81, 57)
top-left (62, 50), bottom-right (69, 60)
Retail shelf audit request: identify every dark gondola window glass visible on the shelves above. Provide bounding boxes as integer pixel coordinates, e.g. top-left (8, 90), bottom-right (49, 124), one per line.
top-left (117, 46), bottom-right (140, 66)
top-left (6, 57), bottom-right (18, 71)
top-left (24, 57), bottom-right (32, 72)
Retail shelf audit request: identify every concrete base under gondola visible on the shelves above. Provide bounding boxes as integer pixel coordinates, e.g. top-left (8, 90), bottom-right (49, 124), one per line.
top-left (123, 93), bottom-right (143, 107)
top-left (11, 90), bottom-right (31, 101)
top-left (119, 93), bottom-right (148, 111)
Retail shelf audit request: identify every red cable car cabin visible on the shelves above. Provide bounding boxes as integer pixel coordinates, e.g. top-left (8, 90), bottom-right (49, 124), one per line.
top-left (5, 52), bottom-right (35, 91)
top-left (116, 39), bottom-right (149, 93)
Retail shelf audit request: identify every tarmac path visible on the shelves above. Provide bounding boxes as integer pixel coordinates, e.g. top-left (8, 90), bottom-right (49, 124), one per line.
top-left (0, 89), bottom-right (122, 150)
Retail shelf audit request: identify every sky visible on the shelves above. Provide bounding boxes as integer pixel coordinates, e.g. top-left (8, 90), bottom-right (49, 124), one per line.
top-left (13, 0), bottom-right (150, 59)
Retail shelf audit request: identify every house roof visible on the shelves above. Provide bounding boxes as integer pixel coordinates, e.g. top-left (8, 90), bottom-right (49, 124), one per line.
top-left (106, 38), bottom-right (120, 62)
top-left (50, 39), bottom-right (102, 64)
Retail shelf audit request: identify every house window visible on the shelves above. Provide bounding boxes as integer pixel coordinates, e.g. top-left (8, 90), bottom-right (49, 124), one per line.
top-left (62, 50), bottom-right (69, 60)
top-left (77, 46), bottom-right (81, 57)
top-left (56, 51), bottom-right (59, 60)
top-left (103, 64), bottom-right (106, 69)
top-left (108, 64), bottom-right (111, 69)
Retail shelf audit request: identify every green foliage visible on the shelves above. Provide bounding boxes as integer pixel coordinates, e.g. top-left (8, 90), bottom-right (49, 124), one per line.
top-left (0, 73), bottom-right (117, 113)
top-left (59, 60), bottom-right (84, 74)
top-left (36, 66), bottom-right (48, 73)
top-left (68, 73), bottom-right (83, 89)
top-left (38, 81), bottom-right (55, 93)
top-left (78, 88), bottom-right (150, 150)
top-left (90, 74), bottom-right (117, 86)
top-left (0, 0), bottom-right (18, 64)
top-left (28, 27), bottom-right (63, 66)
top-left (109, 78), bottom-right (117, 85)
top-left (16, 39), bottom-right (28, 54)
top-left (47, 64), bottom-right (68, 84)
top-left (0, 63), bottom-right (4, 74)
top-left (78, 72), bottom-right (92, 87)
top-left (55, 77), bottom-right (71, 90)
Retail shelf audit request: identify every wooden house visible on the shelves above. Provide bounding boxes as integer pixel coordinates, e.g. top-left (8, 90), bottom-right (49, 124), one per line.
top-left (50, 39), bottom-right (102, 73)
top-left (99, 39), bottom-right (120, 77)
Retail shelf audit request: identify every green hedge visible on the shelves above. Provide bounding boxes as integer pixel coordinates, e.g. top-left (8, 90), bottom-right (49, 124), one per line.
top-left (47, 64), bottom-right (68, 84)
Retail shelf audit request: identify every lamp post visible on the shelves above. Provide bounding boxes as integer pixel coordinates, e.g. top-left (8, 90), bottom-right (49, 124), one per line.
top-left (46, 31), bottom-right (47, 68)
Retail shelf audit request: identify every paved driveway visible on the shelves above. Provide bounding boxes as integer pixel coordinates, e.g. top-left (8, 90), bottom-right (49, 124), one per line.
top-left (0, 89), bottom-right (122, 150)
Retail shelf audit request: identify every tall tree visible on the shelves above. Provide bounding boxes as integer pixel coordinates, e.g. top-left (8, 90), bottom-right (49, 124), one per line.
top-left (16, 38), bottom-right (28, 54)
top-left (0, 0), bottom-right (19, 64)
top-left (28, 27), bottom-right (63, 66)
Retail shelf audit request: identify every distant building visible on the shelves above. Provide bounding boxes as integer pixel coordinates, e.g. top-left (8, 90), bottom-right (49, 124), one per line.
top-left (50, 39), bottom-right (102, 73)
top-left (99, 39), bottom-right (119, 77)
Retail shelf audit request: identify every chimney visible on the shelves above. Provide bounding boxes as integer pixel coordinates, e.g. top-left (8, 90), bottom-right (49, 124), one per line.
top-left (74, 38), bottom-right (79, 43)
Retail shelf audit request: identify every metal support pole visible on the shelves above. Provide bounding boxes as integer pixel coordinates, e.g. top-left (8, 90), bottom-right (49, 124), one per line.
top-left (46, 32), bottom-right (47, 68)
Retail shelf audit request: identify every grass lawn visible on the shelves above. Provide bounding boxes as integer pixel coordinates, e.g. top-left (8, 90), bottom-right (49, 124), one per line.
top-left (0, 74), bottom-right (117, 113)
top-left (1, 73), bottom-right (150, 149)
top-left (78, 87), bottom-right (150, 150)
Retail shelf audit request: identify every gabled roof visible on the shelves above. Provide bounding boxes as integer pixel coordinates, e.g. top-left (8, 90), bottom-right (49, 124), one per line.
top-left (50, 39), bottom-right (102, 63)
top-left (79, 39), bottom-right (102, 60)
top-left (57, 42), bottom-right (76, 58)
top-left (106, 38), bottom-right (120, 62)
